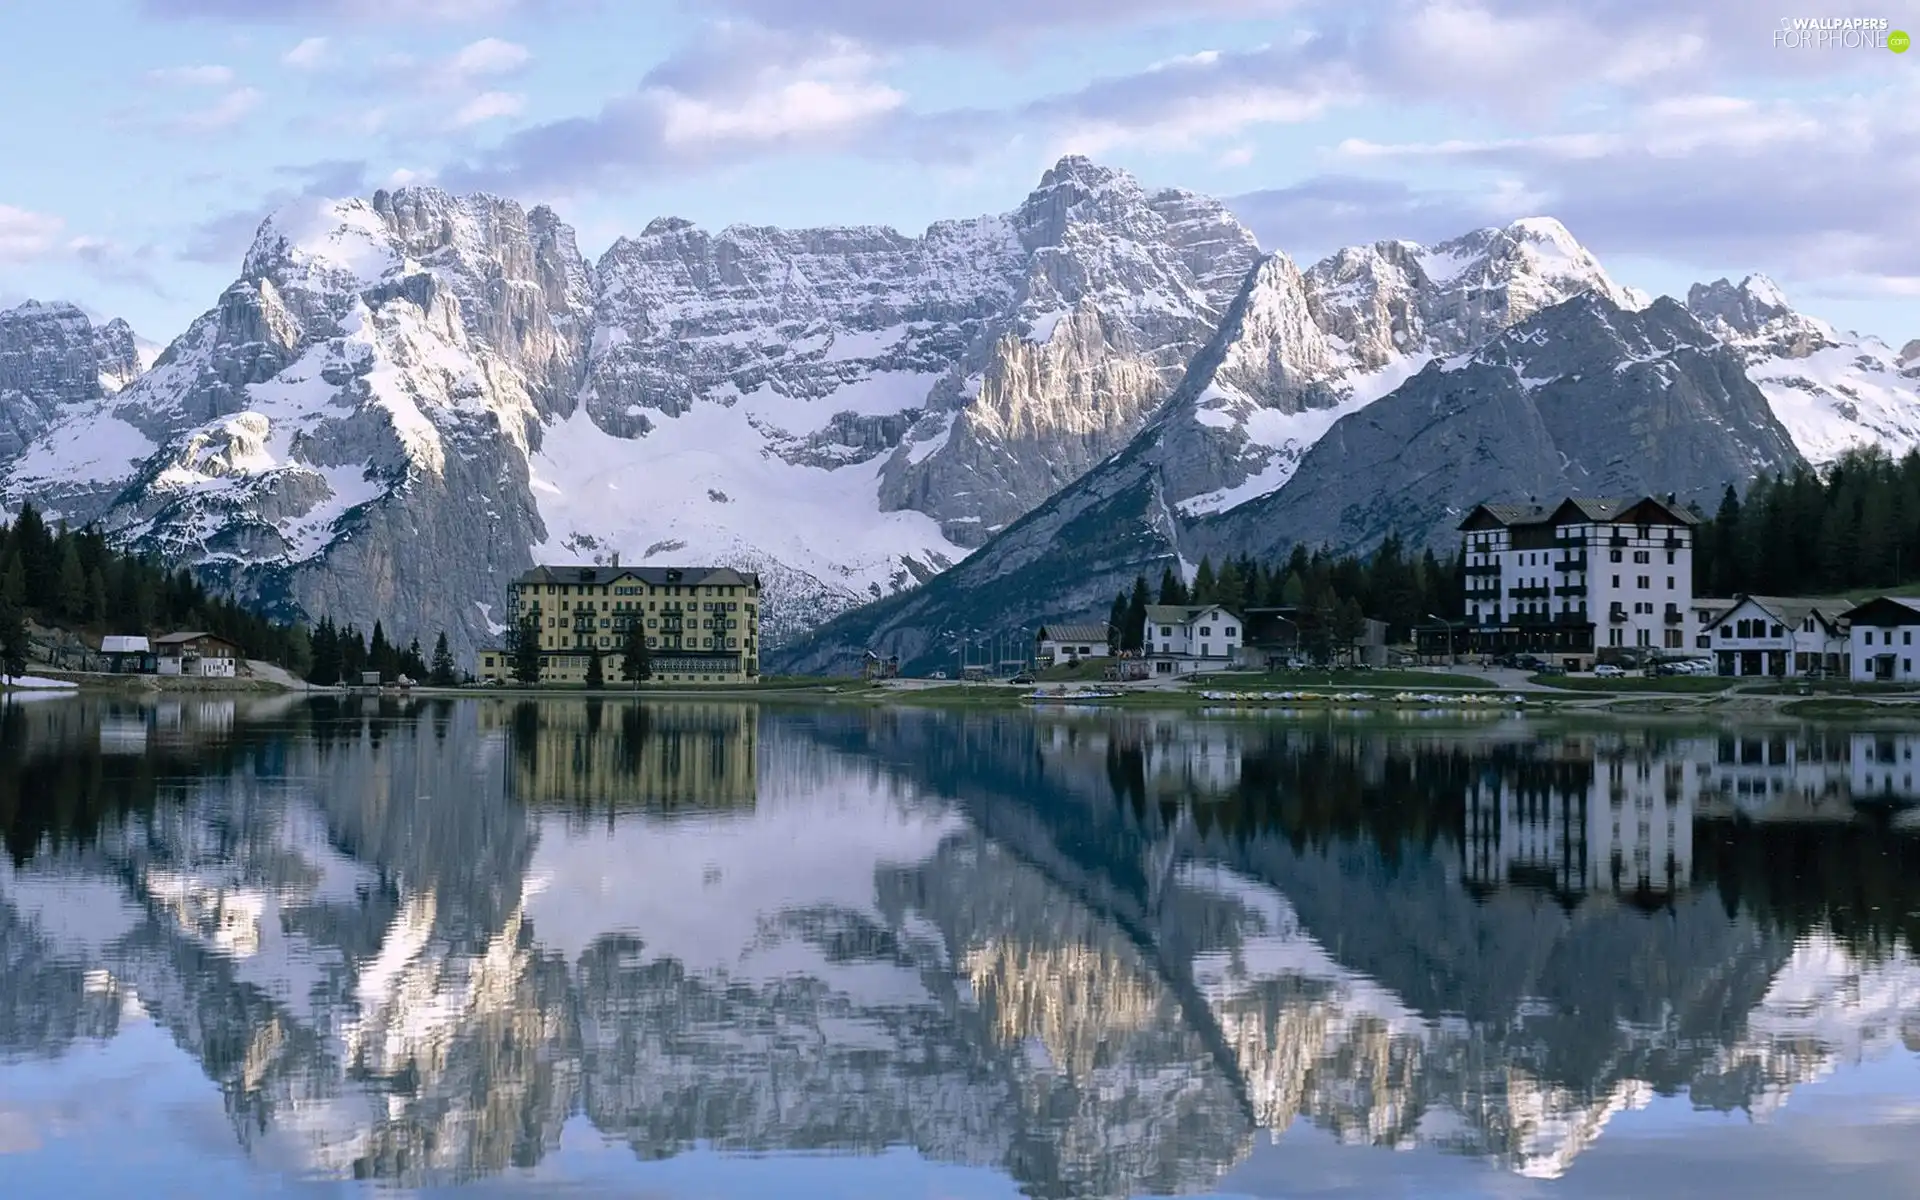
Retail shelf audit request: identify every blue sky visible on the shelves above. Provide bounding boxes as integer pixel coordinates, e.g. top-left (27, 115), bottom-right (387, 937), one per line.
top-left (1, 0), bottom-right (1916, 345)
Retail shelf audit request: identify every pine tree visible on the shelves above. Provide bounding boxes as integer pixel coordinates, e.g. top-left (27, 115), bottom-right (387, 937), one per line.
top-left (1107, 593), bottom-right (1128, 653)
top-left (513, 613), bottom-right (544, 685)
top-left (84, 566), bottom-right (107, 624)
top-left (0, 556), bottom-right (22, 611)
top-left (1191, 557), bottom-right (1217, 605)
top-left (1215, 559), bottom-right (1245, 613)
top-left (0, 601), bottom-right (26, 680)
top-left (369, 621), bottom-right (391, 678)
top-left (1157, 566), bottom-right (1187, 606)
top-left (585, 644), bottom-right (605, 689)
top-left (308, 618), bottom-right (341, 686)
top-left (1124, 575), bottom-right (1149, 651)
top-left (402, 636), bottom-right (427, 682)
top-left (429, 631), bottom-right (457, 686)
top-left (619, 619), bottom-right (651, 684)
top-left (55, 541), bottom-right (85, 620)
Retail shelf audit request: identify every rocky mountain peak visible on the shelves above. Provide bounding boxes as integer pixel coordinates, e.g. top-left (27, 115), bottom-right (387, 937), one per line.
top-left (1684, 273), bottom-right (1829, 360)
top-left (1899, 339), bottom-right (1920, 369)
top-left (641, 215), bottom-right (697, 238)
top-left (2, 300), bottom-right (149, 462)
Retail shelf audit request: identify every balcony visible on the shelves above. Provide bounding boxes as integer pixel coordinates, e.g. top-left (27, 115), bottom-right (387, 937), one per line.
top-left (1509, 586), bottom-right (1550, 600)
top-left (1610, 534), bottom-right (1627, 547)
top-left (1555, 556), bottom-right (1588, 573)
top-left (1464, 563), bottom-right (1501, 577)
top-left (1553, 584), bottom-right (1587, 597)
top-left (1664, 610), bottom-right (1684, 624)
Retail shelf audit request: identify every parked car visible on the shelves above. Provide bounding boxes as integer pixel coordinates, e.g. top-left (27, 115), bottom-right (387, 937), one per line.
top-left (929, 669), bottom-right (948, 679)
top-left (1009, 672), bottom-right (1035, 685)
top-left (1592, 664), bottom-right (1627, 678)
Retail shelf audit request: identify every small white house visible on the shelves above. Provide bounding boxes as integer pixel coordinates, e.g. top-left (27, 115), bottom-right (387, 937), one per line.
top-left (1035, 622), bottom-right (1111, 665)
top-left (1142, 604), bottom-right (1242, 675)
top-left (1707, 595), bottom-right (1849, 677)
top-left (1841, 596), bottom-right (1920, 683)
top-left (153, 631), bottom-right (242, 679)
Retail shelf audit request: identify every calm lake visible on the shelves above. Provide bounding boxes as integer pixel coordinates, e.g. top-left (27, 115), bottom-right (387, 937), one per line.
top-left (2, 694), bottom-right (1918, 1199)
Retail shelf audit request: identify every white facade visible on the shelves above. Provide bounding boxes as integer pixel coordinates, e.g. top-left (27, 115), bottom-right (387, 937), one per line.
top-left (1707, 597), bottom-right (1849, 677)
top-left (1849, 733), bottom-right (1920, 802)
top-left (1843, 597), bottom-right (1920, 683)
top-left (1461, 498), bottom-right (1697, 661)
top-left (1463, 747), bottom-right (1695, 901)
top-left (1143, 605), bottom-right (1242, 675)
top-left (1035, 624), bottom-right (1111, 665)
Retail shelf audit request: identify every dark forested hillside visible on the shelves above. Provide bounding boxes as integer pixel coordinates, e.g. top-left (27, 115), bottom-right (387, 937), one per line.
top-left (1695, 448), bottom-right (1920, 598)
top-left (0, 502), bottom-right (308, 672)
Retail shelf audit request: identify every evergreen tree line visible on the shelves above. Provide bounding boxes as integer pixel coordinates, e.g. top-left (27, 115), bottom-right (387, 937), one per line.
top-left (0, 502), bottom-right (307, 677)
top-left (308, 619), bottom-right (461, 687)
top-left (1106, 537), bottom-right (1465, 658)
top-left (1695, 447), bottom-right (1920, 599)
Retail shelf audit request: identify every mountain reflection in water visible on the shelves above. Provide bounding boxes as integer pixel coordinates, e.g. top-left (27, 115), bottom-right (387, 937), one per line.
top-left (1, 696), bottom-right (1917, 1197)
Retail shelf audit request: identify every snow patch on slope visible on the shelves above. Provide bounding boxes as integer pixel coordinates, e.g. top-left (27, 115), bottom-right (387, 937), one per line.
top-left (528, 404), bottom-right (969, 609)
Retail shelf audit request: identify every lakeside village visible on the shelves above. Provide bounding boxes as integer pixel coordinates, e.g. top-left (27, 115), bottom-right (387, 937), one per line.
top-left (15, 450), bottom-right (1920, 692)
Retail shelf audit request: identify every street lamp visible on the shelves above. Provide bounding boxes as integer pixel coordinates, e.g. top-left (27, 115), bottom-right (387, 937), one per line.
top-left (1427, 613), bottom-right (1459, 666)
top-left (1270, 610), bottom-right (1299, 671)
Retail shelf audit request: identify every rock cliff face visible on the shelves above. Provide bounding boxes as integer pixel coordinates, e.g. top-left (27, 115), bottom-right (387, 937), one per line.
top-left (3, 162), bottom-right (1914, 666)
top-left (0, 301), bottom-right (145, 465)
top-left (0, 158), bottom-right (1260, 658)
top-left (774, 288), bottom-right (1803, 675)
top-left (1685, 274), bottom-right (1920, 464)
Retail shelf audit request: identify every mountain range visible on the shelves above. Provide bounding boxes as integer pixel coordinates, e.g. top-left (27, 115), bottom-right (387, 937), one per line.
top-left (1, 156), bottom-right (1915, 665)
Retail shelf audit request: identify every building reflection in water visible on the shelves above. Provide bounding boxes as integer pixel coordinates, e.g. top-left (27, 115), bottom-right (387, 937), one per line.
top-left (0, 699), bottom-right (1917, 1197)
top-left (482, 699), bottom-right (759, 813)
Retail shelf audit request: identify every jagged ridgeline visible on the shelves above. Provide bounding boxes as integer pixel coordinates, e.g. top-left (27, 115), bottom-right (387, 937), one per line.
top-left (2, 158), bottom-right (1916, 667)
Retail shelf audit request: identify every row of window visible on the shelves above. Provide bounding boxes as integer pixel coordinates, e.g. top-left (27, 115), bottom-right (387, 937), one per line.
top-left (528, 582), bottom-right (754, 599)
top-left (1862, 629), bottom-right (1915, 646)
top-left (549, 615), bottom-right (744, 631)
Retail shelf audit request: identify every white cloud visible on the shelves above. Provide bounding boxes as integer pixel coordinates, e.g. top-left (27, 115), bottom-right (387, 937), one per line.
top-left (281, 36), bottom-right (330, 68)
top-left (452, 91), bottom-right (526, 127)
top-left (1217, 144), bottom-right (1255, 167)
top-left (171, 86), bottom-right (265, 132)
top-left (145, 64), bottom-right (236, 86)
top-left (454, 25), bottom-right (909, 190)
top-left (0, 204), bottom-right (65, 260)
top-left (448, 37), bottom-right (530, 79)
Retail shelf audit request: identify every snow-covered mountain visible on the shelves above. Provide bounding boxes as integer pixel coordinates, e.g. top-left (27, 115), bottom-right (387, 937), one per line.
top-left (1686, 274), bottom-right (1920, 463)
top-left (0, 158), bottom-right (1258, 658)
top-left (3, 158), bottom-right (1916, 664)
top-left (0, 300), bottom-right (148, 463)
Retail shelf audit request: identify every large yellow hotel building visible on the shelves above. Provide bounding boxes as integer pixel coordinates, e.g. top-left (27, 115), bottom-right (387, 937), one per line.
top-left (477, 563), bottom-right (761, 685)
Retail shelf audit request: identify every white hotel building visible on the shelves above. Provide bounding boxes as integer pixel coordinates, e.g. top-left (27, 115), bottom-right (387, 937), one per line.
top-left (1458, 496), bottom-right (1699, 667)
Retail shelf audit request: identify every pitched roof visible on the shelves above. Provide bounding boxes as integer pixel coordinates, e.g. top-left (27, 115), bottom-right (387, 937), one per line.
top-left (1037, 623), bottom-right (1110, 643)
top-left (153, 631), bottom-right (212, 645)
top-left (1143, 604), bottom-right (1242, 625)
top-left (1693, 596), bottom-right (1737, 613)
top-left (1728, 595), bottom-right (1843, 629)
top-left (516, 564), bottom-right (760, 588)
top-left (1459, 495), bottom-right (1701, 531)
top-left (1839, 596), bottom-right (1920, 625)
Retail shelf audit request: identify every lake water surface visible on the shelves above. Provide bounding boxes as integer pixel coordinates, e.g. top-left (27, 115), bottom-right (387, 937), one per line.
top-left (2, 695), bottom-right (1919, 1198)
